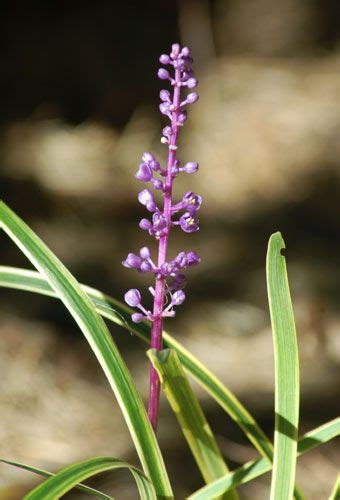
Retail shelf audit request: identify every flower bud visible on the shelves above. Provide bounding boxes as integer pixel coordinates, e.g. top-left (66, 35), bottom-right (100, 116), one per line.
top-left (142, 152), bottom-right (155, 164)
top-left (140, 246), bottom-right (151, 259)
top-left (123, 253), bottom-right (142, 268)
top-left (160, 89), bottom-right (171, 102)
top-left (183, 162), bottom-right (198, 174)
top-left (135, 163), bottom-right (153, 182)
top-left (131, 312), bottom-right (144, 323)
top-left (140, 261), bottom-right (152, 272)
top-left (124, 289), bottom-right (141, 307)
top-left (186, 78), bottom-right (198, 89)
top-left (186, 92), bottom-right (199, 104)
top-left (171, 43), bottom-right (181, 58)
top-left (172, 290), bottom-right (186, 305)
top-left (138, 189), bottom-right (156, 211)
top-left (159, 54), bottom-right (170, 64)
top-left (139, 218), bottom-right (152, 231)
top-left (158, 68), bottom-right (170, 80)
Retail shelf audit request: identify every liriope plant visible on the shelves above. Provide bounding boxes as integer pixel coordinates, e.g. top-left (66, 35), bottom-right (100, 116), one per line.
top-left (0, 44), bottom-right (338, 500)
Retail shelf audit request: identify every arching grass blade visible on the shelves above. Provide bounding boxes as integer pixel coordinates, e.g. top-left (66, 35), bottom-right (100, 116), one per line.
top-left (19, 456), bottom-right (156, 500)
top-left (266, 232), bottom-right (300, 500)
top-left (0, 459), bottom-right (113, 499)
top-left (0, 201), bottom-right (172, 499)
top-left (188, 417), bottom-right (340, 499)
top-left (148, 349), bottom-right (238, 500)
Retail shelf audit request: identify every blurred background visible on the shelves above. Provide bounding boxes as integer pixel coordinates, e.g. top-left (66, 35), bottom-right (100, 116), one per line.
top-left (0, 1), bottom-right (339, 498)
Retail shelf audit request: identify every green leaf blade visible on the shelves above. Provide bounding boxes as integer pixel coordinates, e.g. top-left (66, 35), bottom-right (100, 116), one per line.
top-left (148, 349), bottom-right (238, 500)
top-left (18, 456), bottom-right (156, 500)
top-left (266, 232), bottom-right (300, 500)
top-left (0, 459), bottom-right (112, 499)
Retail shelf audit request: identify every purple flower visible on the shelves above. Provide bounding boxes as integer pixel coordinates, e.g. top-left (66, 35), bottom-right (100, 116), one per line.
top-left (139, 218), bottom-right (152, 231)
top-left (186, 251), bottom-right (201, 266)
top-left (181, 162), bottom-right (198, 174)
top-left (171, 290), bottom-right (186, 305)
top-left (135, 163), bottom-right (153, 182)
top-left (142, 152), bottom-right (155, 163)
top-left (159, 54), bottom-right (171, 65)
top-left (140, 246), bottom-right (151, 259)
top-left (179, 212), bottom-right (199, 233)
top-left (138, 189), bottom-right (157, 212)
top-left (183, 191), bottom-right (202, 213)
top-left (131, 312), bottom-right (145, 323)
top-left (122, 253), bottom-right (143, 269)
top-left (158, 68), bottom-right (170, 80)
top-left (170, 273), bottom-right (187, 291)
top-left (124, 288), bottom-right (141, 307)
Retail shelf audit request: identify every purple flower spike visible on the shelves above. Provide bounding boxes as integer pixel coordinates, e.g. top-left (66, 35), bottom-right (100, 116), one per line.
top-left (124, 288), bottom-right (141, 307)
top-left (122, 43), bottom-right (201, 431)
top-left (138, 189), bottom-right (157, 212)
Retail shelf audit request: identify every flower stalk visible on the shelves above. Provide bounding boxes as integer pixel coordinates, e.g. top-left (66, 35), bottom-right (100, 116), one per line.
top-left (123, 43), bottom-right (200, 431)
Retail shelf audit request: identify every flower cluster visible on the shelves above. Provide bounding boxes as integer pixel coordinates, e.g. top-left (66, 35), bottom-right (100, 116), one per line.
top-left (123, 43), bottom-right (201, 323)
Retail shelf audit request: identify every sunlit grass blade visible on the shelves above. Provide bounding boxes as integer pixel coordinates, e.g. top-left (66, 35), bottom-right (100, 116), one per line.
top-left (188, 417), bottom-right (340, 499)
top-left (266, 232), bottom-right (300, 500)
top-left (18, 456), bottom-right (156, 500)
top-left (329, 474), bottom-right (339, 500)
top-left (148, 349), bottom-right (238, 500)
top-left (0, 459), bottom-right (112, 499)
top-left (0, 265), bottom-right (273, 462)
top-left (0, 201), bottom-right (172, 499)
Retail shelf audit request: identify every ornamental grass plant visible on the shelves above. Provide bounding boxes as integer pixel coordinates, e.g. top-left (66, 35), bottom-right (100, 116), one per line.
top-left (0, 43), bottom-right (339, 500)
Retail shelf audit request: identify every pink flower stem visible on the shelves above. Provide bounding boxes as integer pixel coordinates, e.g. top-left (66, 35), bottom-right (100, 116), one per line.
top-left (148, 68), bottom-right (181, 431)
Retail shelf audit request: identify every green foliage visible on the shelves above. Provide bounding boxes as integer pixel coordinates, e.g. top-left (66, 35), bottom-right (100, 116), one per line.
top-left (23, 457), bottom-right (155, 500)
top-left (188, 418), bottom-right (340, 499)
top-left (0, 204), bottom-right (337, 499)
top-left (0, 459), bottom-right (112, 499)
top-left (266, 233), bottom-right (300, 500)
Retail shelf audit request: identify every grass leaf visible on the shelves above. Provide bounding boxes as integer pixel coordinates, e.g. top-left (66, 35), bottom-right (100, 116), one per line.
top-left (0, 459), bottom-right (113, 499)
top-left (0, 201), bottom-right (172, 499)
top-left (266, 232), bottom-right (300, 500)
top-left (148, 349), bottom-right (238, 500)
top-left (14, 456), bottom-right (156, 500)
top-left (188, 417), bottom-right (340, 499)
top-left (329, 474), bottom-right (340, 500)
